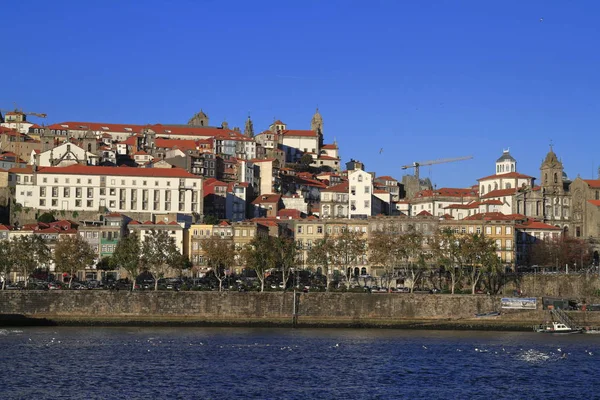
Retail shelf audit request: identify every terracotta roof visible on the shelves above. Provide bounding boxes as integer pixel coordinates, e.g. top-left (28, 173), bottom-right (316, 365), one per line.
top-left (8, 166), bottom-right (35, 174)
top-left (416, 210), bottom-right (433, 216)
top-left (480, 188), bottom-right (517, 199)
top-left (440, 214), bottom-right (454, 220)
top-left (480, 199), bottom-right (504, 205)
top-left (444, 202), bottom-right (480, 210)
top-left (321, 144), bottom-right (338, 149)
top-left (463, 212), bottom-right (524, 221)
top-left (376, 176), bottom-right (397, 182)
top-left (0, 224), bottom-right (11, 231)
top-left (218, 221), bottom-right (230, 226)
top-left (128, 220), bottom-right (141, 225)
top-left (374, 189), bottom-right (388, 194)
top-left (35, 164), bottom-right (199, 178)
top-left (278, 209), bottom-right (303, 219)
top-left (477, 171), bottom-right (533, 181)
top-left (317, 155), bottom-right (339, 161)
top-left (134, 150), bottom-right (149, 156)
top-left (516, 220), bottom-right (562, 230)
top-left (252, 194), bottom-right (281, 205)
top-left (587, 200), bottom-right (600, 206)
top-left (583, 180), bottom-right (600, 189)
top-left (155, 138), bottom-right (200, 150)
top-left (249, 158), bottom-right (276, 163)
top-left (416, 188), bottom-right (477, 198)
top-left (322, 181), bottom-right (349, 193)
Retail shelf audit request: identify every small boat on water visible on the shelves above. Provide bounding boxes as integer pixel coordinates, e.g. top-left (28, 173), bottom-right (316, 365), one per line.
top-left (535, 308), bottom-right (582, 334)
top-left (535, 321), bottom-right (582, 334)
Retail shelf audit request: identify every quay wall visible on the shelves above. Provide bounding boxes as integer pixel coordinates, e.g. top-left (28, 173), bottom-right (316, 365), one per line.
top-left (3, 291), bottom-right (600, 330)
top-left (515, 274), bottom-right (600, 298)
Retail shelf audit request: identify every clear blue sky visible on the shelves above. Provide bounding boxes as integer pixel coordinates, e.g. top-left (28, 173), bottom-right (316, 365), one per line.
top-left (3, 0), bottom-right (600, 187)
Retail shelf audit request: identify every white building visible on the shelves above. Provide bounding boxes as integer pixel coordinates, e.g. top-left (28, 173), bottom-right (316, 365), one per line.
top-left (348, 169), bottom-right (373, 219)
top-left (31, 142), bottom-right (99, 167)
top-left (127, 220), bottom-right (185, 254)
top-left (13, 165), bottom-right (203, 215)
top-left (478, 150), bottom-right (534, 196)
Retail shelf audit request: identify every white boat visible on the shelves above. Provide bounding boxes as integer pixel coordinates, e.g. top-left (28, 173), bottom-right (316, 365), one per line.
top-left (535, 321), bottom-right (582, 334)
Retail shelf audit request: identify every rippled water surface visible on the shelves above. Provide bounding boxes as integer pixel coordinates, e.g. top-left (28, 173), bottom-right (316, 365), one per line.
top-left (1, 327), bottom-right (599, 399)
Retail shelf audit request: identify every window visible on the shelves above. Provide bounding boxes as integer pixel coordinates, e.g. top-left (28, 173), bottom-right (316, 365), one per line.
top-left (495, 227), bottom-right (501, 235)
top-left (506, 227), bottom-right (512, 235)
top-left (100, 188), bottom-right (106, 196)
top-left (87, 188), bottom-right (93, 198)
top-left (358, 175), bottom-right (363, 182)
top-left (42, 178), bottom-right (47, 183)
top-left (308, 226), bottom-right (313, 234)
top-left (75, 200), bottom-right (82, 207)
top-left (364, 200), bottom-right (370, 208)
top-left (297, 225), bottom-right (303, 234)
top-left (51, 199), bottom-right (58, 207)
top-left (485, 226), bottom-right (492, 235)
top-left (87, 200), bottom-right (93, 207)
top-left (64, 188), bottom-right (70, 197)
top-left (39, 199), bottom-right (46, 206)
top-left (364, 186), bottom-right (370, 194)
top-left (317, 226), bottom-right (323, 234)
top-left (506, 239), bottom-right (512, 250)
top-left (40, 187), bottom-right (46, 197)
top-left (476, 227), bottom-right (481, 234)
top-left (109, 200), bottom-right (116, 208)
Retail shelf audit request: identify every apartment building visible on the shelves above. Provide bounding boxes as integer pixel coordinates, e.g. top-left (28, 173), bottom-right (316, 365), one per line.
top-left (13, 165), bottom-right (203, 216)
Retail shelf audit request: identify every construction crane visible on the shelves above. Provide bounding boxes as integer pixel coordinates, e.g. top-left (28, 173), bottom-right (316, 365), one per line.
top-left (401, 155), bottom-right (473, 181)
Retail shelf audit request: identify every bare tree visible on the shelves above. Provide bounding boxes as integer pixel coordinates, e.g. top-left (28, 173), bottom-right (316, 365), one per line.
top-left (11, 235), bottom-right (51, 289)
top-left (306, 235), bottom-right (335, 291)
top-left (141, 230), bottom-right (182, 291)
top-left (201, 236), bottom-right (236, 292)
top-left (398, 225), bottom-right (429, 293)
top-left (274, 237), bottom-right (297, 291)
top-left (110, 233), bottom-right (141, 290)
top-left (369, 224), bottom-right (403, 291)
top-left (331, 229), bottom-right (367, 288)
top-left (0, 239), bottom-right (15, 289)
top-left (241, 236), bottom-right (275, 292)
top-left (54, 235), bottom-right (96, 288)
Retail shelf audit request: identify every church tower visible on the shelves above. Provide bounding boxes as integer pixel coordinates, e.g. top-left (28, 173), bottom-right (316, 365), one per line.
top-left (311, 108), bottom-right (324, 148)
top-left (244, 115), bottom-right (254, 138)
top-left (540, 145), bottom-right (564, 195)
top-left (188, 109), bottom-right (210, 127)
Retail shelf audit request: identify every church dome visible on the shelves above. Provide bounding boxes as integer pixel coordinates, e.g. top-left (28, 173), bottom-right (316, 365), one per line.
top-left (496, 150), bottom-right (515, 163)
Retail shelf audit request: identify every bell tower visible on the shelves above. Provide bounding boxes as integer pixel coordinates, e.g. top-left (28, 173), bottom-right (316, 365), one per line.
top-left (540, 144), bottom-right (564, 195)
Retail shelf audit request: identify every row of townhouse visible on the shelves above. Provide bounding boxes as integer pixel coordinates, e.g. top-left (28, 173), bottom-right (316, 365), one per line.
top-left (0, 211), bottom-right (563, 284)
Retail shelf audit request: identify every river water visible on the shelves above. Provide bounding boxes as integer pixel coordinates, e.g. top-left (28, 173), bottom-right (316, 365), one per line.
top-left (0, 327), bottom-right (598, 399)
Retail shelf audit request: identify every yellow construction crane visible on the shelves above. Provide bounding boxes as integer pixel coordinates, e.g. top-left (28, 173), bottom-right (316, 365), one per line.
top-left (0, 108), bottom-right (47, 120)
top-left (401, 155), bottom-right (473, 181)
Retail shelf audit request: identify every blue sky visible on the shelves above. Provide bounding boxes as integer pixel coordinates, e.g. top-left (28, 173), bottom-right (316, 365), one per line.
top-left (3, 0), bottom-right (600, 187)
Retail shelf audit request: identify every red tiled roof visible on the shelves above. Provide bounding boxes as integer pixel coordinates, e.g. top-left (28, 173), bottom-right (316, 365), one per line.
top-left (374, 189), bottom-right (388, 194)
top-left (252, 194), bottom-right (281, 205)
top-left (417, 210), bottom-right (433, 216)
top-left (35, 164), bottom-right (199, 178)
top-left (322, 181), bottom-right (349, 193)
top-left (444, 202), bottom-right (481, 210)
top-left (416, 187), bottom-right (477, 198)
top-left (318, 155), bottom-right (339, 161)
top-left (440, 214), bottom-right (454, 220)
top-left (376, 176), bottom-right (397, 182)
top-left (516, 220), bottom-right (562, 230)
top-left (278, 209), bottom-right (303, 219)
top-left (134, 150), bottom-right (149, 156)
top-left (0, 224), bottom-right (11, 231)
top-left (584, 180), bottom-right (600, 189)
top-left (480, 199), bottom-right (503, 205)
top-left (587, 200), bottom-right (600, 206)
top-left (321, 144), bottom-right (338, 149)
top-left (481, 188), bottom-right (517, 199)
top-left (464, 212), bottom-right (524, 221)
top-left (154, 138), bottom-right (200, 151)
top-left (218, 221), bottom-right (230, 226)
top-left (477, 171), bottom-right (533, 181)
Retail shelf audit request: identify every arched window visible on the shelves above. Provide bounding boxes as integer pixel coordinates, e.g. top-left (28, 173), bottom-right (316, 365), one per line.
top-left (361, 267), bottom-right (367, 275)
top-left (488, 184), bottom-right (491, 193)
top-left (87, 143), bottom-right (92, 152)
top-left (481, 186), bottom-right (484, 194)
top-left (505, 183), bottom-right (511, 189)
top-left (494, 182), bottom-right (498, 190)
top-left (545, 173), bottom-right (548, 184)
top-left (358, 175), bottom-right (363, 182)
top-left (554, 173), bottom-right (558, 184)
top-left (511, 164), bottom-right (515, 172)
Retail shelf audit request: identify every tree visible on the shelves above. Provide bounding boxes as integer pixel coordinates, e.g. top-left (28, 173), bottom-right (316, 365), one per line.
top-left (110, 233), bottom-right (142, 290)
top-left (369, 225), bottom-right (404, 291)
top-left (398, 225), bottom-right (429, 293)
top-left (171, 253), bottom-right (193, 278)
top-left (529, 236), bottom-right (593, 271)
top-left (0, 239), bottom-right (15, 290)
top-left (241, 236), bottom-right (276, 292)
top-left (37, 212), bottom-right (56, 224)
top-left (96, 256), bottom-right (113, 271)
top-left (203, 215), bottom-right (220, 226)
top-left (141, 230), bottom-right (182, 291)
top-left (306, 235), bottom-right (335, 291)
top-left (299, 153), bottom-right (314, 169)
top-left (431, 229), bottom-right (466, 294)
top-left (11, 235), bottom-right (51, 289)
top-left (460, 233), bottom-right (498, 294)
top-left (54, 235), bottom-right (96, 288)
top-left (331, 229), bottom-right (367, 288)
top-left (274, 237), bottom-right (297, 290)
top-left (200, 237), bottom-right (236, 292)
